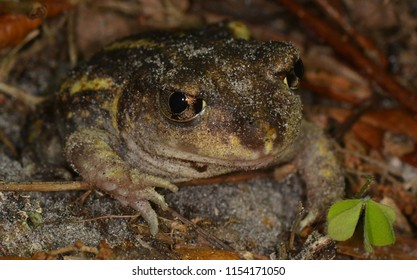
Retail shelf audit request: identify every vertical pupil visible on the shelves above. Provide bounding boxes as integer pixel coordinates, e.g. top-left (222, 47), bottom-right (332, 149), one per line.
top-left (294, 59), bottom-right (304, 79)
top-left (169, 91), bottom-right (188, 114)
top-left (286, 59), bottom-right (304, 89)
top-left (193, 98), bottom-right (203, 114)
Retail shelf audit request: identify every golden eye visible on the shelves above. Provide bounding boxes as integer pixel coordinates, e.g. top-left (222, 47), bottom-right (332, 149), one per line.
top-left (285, 59), bottom-right (304, 90)
top-left (160, 90), bottom-right (206, 123)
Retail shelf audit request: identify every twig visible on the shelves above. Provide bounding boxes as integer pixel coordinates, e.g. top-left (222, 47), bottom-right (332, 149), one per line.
top-left (289, 202), bottom-right (305, 250)
top-left (47, 241), bottom-right (98, 256)
top-left (0, 181), bottom-right (91, 192)
top-left (314, 0), bottom-right (388, 67)
top-left (0, 170), bottom-right (275, 192)
top-left (0, 82), bottom-right (45, 109)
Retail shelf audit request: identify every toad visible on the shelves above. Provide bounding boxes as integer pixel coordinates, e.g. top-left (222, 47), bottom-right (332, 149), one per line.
top-left (34, 21), bottom-right (344, 235)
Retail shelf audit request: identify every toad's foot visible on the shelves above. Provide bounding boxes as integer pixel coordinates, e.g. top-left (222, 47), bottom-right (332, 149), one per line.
top-left (102, 171), bottom-right (178, 235)
top-left (65, 129), bottom-right (178, 235)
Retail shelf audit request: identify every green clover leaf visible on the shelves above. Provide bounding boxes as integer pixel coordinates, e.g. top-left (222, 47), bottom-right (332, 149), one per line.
top-left (364, 199), bottom-right (396, 251)
top-left (327, 199), bottom-right (363, 241)
top-left (327, 197), bottom-right (396, 252)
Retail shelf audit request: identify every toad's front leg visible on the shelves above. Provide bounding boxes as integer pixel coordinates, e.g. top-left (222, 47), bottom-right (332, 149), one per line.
top-left (294, 121), bottom-right (345, 229)
top-left (64, 128), bottom-right (178, 235)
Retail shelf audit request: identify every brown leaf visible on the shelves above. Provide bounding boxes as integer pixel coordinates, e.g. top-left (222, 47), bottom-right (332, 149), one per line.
top-left (362, 109), bottom-right (417, 141)
top-left (0, 1), bottom-right (72, 49)
top-left (352, 121), bottom-right (384, 150)
top-left (0, 15), bottom-right (42, 49)
top-left (328, 107), bottom-right (417, 143)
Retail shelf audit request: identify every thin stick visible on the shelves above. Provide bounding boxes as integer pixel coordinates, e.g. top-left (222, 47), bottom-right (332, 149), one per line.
top-left (0, 170), bottom-right (274, 192)
top-left (0, 181), bottom-right (91, 192)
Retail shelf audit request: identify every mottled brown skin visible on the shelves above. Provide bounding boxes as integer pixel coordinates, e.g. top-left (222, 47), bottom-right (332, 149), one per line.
top-left (50, 22), bottom-right (344, 234)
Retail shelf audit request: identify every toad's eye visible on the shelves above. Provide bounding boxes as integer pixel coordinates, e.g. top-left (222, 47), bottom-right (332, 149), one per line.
top-left (159, 90), bottom-right (206, 123)
top-left (285, 59), bottom-right (304, 90)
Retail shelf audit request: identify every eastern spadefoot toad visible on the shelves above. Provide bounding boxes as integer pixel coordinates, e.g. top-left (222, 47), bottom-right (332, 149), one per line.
top-left (34, 21), bottom-right (344, 235)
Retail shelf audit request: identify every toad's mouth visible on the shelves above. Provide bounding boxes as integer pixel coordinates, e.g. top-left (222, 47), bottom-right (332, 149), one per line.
top-left (183, 151), bottom-right (276, 169)
top-left (122, 128), bottom-right (290, 181)
top-left (159, 139), bottom-right (284, 170)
